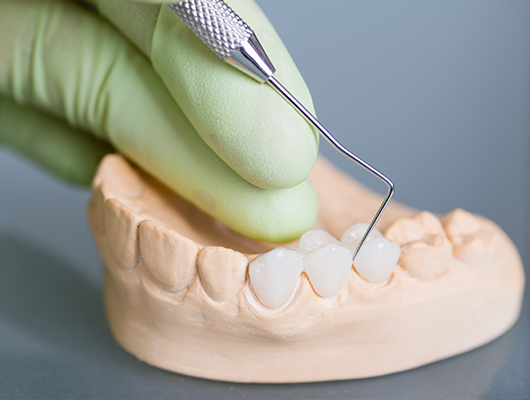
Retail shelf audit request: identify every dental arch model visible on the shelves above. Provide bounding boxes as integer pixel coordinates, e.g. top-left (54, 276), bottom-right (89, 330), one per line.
top-left (88, 154), bottom-right (525, 383)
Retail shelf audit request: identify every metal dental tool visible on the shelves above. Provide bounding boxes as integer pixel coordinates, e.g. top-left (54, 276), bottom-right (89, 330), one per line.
top-left (168, 0), bottom-right (395, 260)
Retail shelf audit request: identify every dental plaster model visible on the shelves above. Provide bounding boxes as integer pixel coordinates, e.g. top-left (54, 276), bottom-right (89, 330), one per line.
top-left (88, 154), bottom-right (525, 383)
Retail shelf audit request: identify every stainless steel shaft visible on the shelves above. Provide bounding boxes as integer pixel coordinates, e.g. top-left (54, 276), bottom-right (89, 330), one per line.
top-left (168, 0), bottom-right (395, 260)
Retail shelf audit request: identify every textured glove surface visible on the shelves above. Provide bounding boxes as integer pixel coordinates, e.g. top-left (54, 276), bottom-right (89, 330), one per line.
top-left (0, 0), bottom-right (319, 243)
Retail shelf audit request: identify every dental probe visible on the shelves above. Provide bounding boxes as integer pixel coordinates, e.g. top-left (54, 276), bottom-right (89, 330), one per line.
top-left (168, 0), bottom-right (394, 260)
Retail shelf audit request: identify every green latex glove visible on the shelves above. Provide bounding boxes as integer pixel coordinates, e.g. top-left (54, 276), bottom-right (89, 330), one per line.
top-left (0, 0), bottom-right (319, 243)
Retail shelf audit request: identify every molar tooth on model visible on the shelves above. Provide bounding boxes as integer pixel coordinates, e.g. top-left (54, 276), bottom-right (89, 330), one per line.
top-left (139, 219), bottom-right (200, 291)
top-left (385, 212), bottom-right (453, 280)
top-left (198, 246), bottom-right (248, 302)
top-left (302, 244), bottom-right (352, 297)
top-left (104, 198), bottom-right (142, 270)
top-left (96, 154), bottom-right (145, 198)
top-left (442, 209), bottom-right (501, 272)
top-left (249, 248), bottom-right (303, 309)
top-left (385, 211), bottom-right (446, 245)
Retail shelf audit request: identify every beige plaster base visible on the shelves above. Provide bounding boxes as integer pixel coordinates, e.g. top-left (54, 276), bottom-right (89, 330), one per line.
top-left (88, 154), bottom-right (525, 383)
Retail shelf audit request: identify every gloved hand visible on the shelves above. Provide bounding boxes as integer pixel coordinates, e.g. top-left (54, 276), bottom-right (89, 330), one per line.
top-left (0, 0), bottom-right (319, 243)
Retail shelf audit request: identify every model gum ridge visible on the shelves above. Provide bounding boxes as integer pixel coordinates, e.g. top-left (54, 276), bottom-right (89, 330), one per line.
top-left (88, 154), bottom-right (525, 383)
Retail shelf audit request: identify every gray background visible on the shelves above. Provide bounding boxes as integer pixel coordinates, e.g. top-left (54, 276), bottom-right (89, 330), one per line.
top-left (1, 0), bottom-right (528, 399)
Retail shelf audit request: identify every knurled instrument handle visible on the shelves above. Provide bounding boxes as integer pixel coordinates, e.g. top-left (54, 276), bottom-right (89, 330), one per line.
top-left (169, 0), bottom-right (275, 82)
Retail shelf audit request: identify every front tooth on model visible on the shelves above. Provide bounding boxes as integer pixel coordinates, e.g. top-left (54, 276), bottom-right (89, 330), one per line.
top-left (297, 229), bottom-right (340, 256)
top-left (198, 246), bottom-right (248, 303)
top-left (340, 222), bottom-right (384, 253)
top-left (104, 198), bottom-right (142, 270)
top-left (249, 248), bottom-right (303, 309)
top-left (303, 244), bottom-right (352, 297)
top-left (139, 219), bottom-right (200, 291)
top-left (353, 238), bottom-right (401, 283)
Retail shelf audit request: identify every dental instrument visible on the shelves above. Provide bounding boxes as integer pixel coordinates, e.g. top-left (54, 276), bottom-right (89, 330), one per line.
top-left (168, 0), bottom-right (394, 259)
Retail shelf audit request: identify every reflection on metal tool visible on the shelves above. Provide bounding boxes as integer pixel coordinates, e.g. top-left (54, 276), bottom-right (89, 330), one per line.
top-left (168, 0), bottom-right (395, 260)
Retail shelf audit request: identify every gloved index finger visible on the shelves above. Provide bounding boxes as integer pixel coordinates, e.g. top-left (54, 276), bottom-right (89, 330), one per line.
top-left (0, 0), bottom-right (318, 243)
top-left (96, 0), bottom-right (320, 190)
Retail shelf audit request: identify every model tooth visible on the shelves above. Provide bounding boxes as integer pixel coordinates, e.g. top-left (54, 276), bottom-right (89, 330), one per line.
top-left (99, 154), bottom-right (144, 198)
top-left (353, 238), bottom-right (401, 283)
top-left (443, 209), bottom-right (501, 271)
top-left (303, 244), bottom-right (352, 297)
top-left (88, 182), bottom-right (109, 235)
top-left (249, 248), bottom-right (303, 309)
top-left (442, 209), bottom-right (481, 239)
top-left (198, 247), bottom-right (248, 302)
top-left (385, 212), bottom-right (453, 280)
top-left (104, 198), bottom-right (142, 270)
top-left (400, 236), bottom-right (453, 280)
top-left (385, 211), bottom-right (447, 246)
top-left (297, 229), bottom-right (340, 256)
top-left (340, 222), bottom-right (383, 253)
top-left (139, 219), bottom-right (200, 291)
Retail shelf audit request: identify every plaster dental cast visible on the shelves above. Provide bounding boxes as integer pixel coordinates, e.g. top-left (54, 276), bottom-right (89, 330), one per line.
top-left (0, 0), bottom-right (525, 383)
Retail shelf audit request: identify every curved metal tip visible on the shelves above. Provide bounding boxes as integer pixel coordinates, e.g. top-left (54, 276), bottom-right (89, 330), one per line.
top-left (266, 77), bottom-right (395, 261)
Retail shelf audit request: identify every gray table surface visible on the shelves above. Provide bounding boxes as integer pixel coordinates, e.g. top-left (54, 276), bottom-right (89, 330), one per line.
top-left (1, 1), bottom-right (528, 399)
